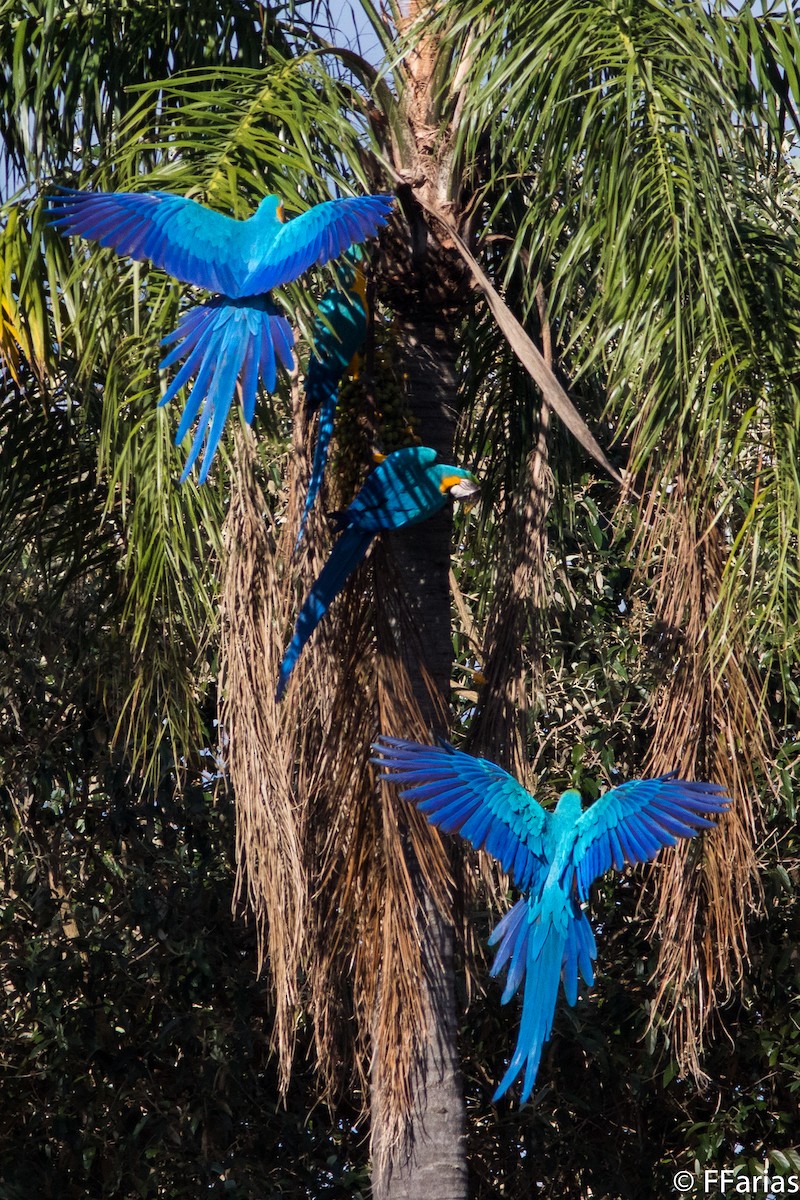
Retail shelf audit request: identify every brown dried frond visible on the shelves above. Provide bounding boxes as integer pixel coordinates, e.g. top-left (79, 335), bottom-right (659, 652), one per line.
top-left (286, 535), bottom-right (462, 1181)
top-left (219, 419), bottom-right (308, 1090)
top-left (631, 468), bottom-right (765, 1082)
top-left (220, 361), bottom-right (468, 1171)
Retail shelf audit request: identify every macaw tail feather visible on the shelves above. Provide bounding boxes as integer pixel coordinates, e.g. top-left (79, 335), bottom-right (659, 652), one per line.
top-left (491, 899), bottom-right (596, 1103)
top-left (295, 386), bottom-right (337, 551)
top-left (493, 911), bottom-right (564, 1103)
top-left (159, 295), bottom-right (295, 483)
top-left (275, 526), bottom-right (373, 700)
top-left (561, 908), bottom-right (597, 1006)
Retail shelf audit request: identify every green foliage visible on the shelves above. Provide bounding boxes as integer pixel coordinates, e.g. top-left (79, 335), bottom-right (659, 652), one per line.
top-left (0, 0), bottom-right (280, 182)
top-left (0, 776), bottom-right (370, 1199)
top-left (451, 487), bottom-right (800, 1198)
top-left (2, 0), bottom-right (800, 1195)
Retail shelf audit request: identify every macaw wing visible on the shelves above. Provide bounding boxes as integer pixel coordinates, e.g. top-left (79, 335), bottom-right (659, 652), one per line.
top-left (344, 447), bottom-right (444, 532)
top-left (296, 281), bottom-right (368, 548)
top-left (572, 774), bottom-right (730, 900)
top-left (245, 194), bottom-right (393, 293)
top-left (304, 282), bottom-right (368, 412)
top-left (372, 737), bottom-right (551, 892)
top-left (48, 188), bottom-right (252, 297)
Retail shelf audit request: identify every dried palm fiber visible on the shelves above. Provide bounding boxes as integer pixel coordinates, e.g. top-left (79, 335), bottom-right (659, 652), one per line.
top-left (629, 466), bottom-right (764, 1082)
top-left (219, 413), bottom-right (310, 1090)
top-left (219, 367), bottom-right (461, 1169)
top-left (298, 323), bottom-right (456, 1124)
top-left (279, 533), bottom-right (458, 1166)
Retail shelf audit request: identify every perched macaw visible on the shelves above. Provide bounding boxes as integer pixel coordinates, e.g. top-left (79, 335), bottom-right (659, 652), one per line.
top-left (372, 737), bottom-right (730, 1102)
top-left (48, 187), bottom-right (393, 482)
top-left (276, 446), bottom-right (479, 701)
top-left (296, 257), bottom-right (368, 548)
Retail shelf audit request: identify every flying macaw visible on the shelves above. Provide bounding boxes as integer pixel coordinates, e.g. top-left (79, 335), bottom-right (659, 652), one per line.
top-left (276, 445), bottom-right (479, 701)
top-left (372, 736), bottom-right (730, 1102)
top-left (47, 187), bottom-right (393, 483)
top-left (296, 257), bottom-right (368, 548)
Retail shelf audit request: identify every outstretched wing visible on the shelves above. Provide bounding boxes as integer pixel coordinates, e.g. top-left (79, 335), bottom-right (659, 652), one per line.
top-left (50, 188), bottom-right (393, 298)
top-left (48, 188), bottom-right (255, 297)
top-left (245, 195), bottom-right (393, 293)
top-left (372, 737), bottom-right (551, 892)
top-left (572, 773), bottom-right (730, 899)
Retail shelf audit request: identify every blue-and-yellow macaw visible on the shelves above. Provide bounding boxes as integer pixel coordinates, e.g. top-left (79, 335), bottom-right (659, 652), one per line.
top-left (296, 257), bottom-right (368, 548)
top-left (276, 446), bottom-right (479, 701)
top-left (48, 188), bottom-right (393, 482)
top-left (372, 737), bottom-right (730, 1102)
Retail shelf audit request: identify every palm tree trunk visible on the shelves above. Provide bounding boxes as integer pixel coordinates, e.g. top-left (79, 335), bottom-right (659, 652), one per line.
top-left (370, 306), bottom-right (468, 1199)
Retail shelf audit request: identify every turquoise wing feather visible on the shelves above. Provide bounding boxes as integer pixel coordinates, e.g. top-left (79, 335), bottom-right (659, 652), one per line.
top-left (371, 737), bottom-right (550, 891)
top-left (48, 189), bottom-right (393, 299)
top-left (47, 188), bottom-right (257, 297)
top-left (572, 774), bottom-right (730, 900)
top-left (276, 447), bottom-right (477, 698)
top-left (297, 271), bottom-right (368, 547)
top-left (243, 195), bottom-right (393, 293)
top-left (344, 446), bottom-right (444, 530)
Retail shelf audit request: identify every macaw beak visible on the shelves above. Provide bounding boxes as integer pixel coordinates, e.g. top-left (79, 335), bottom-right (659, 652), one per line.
top-left (440, 474), bottom-right (480, 504)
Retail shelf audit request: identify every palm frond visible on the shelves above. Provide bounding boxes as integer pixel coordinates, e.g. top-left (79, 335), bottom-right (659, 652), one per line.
top-left (220, 425), bottom-right (306, 1086)
top-left (0, 0), bottom-right (282, 183)
top-left (632, 469), bottom-right (764, 1079)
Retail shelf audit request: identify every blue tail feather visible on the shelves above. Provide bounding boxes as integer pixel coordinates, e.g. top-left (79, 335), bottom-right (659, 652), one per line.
top-left (158, 296), bottom-right (295, 481)
top-left (491, 897), bottom-right (597, 1102)
top-left (295, 388), bottom-right (338, 550)
top-left (275, 527), bottom-right (373, 700)
top-left (493, 909), bottom-right (564, 1102)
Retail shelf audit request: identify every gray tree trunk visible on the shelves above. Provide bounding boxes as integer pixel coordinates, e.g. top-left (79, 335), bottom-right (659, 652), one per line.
top-left (370, 297), bottom-right (469, 1199)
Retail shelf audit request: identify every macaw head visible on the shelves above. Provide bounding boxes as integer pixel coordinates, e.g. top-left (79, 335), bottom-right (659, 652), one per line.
top-left (435, 466), bottom-right (480, 504)
top-left (555, 789), bottom-right (584, 822)
top-left (257, 195), bottom-right (286, 224)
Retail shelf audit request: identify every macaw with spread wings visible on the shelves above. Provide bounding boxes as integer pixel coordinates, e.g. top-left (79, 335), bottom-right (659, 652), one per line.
top-left (372, 736), bottom-right (730, 1102)
top-left (49, 188), bottom-right (392, 482)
